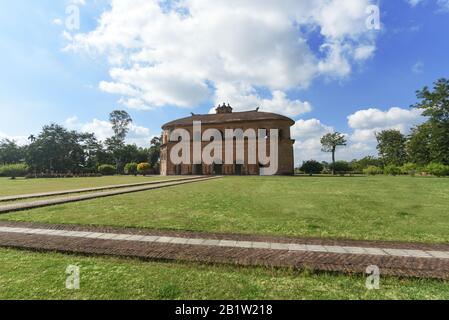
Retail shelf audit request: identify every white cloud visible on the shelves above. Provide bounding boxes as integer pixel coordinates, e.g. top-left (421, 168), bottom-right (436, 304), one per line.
top-left (407, 0), bottom-right (424, 7)
top-left (346, 107), bottom-right (425, 159)
top-left (52, 18), bottom-right (63, 26)
top-left (211, 82), bottom-right (311, 117)
top-left (348, 107), bottom-right (423, 130)
top-left (71, 0), bottom-right (86, 6)
top-left (292, 119), bottom-right (335, 164)
top-left (354, 45), bottom-right (376, 61)
top-left (64, 116), bottom-right (154, 147)
top-left (407, 0), bottom-right (449, 11)
top-left (67, 0), bottom-right (378, 113)
top-left (292, 107), bottom-right (425, 165)
top-left (412, 61), bottom-right (424, 74)
top-left (0, 132), bottom-right (28, 146)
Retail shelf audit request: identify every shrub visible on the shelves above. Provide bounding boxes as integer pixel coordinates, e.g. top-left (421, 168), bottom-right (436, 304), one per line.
top-left (329, 161), bottom-right (352, 175)
top-left (300, 160), bottom-right (323, 175)
top-left (0, 163), bottom-right (28, 178)
top-left (384, 165), bottom-right (402, 176)
top-left (137, 162), bottom-right (152, 175)
top-left (97, 164), bottom-right (116, 176)
top-left (401, 163), bottom-right (419, 176)
top-left (363, 166), bottom-right (383, 176)
top-left (124, 162), bottom-right (138, 175)
top-left (425, 163), bottom-right (449, 177)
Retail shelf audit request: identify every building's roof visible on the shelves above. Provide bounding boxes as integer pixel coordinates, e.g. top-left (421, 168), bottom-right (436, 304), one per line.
top-left (162, 110), bottom-right (295, 129)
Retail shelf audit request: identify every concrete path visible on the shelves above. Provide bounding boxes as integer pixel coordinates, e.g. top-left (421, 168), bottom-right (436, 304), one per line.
top-left (1, 221), bottom-right (449, 279)
top-left (0, 176), bottom-right (203, 202)
top-left (0, 176), bottom-right (220, 214)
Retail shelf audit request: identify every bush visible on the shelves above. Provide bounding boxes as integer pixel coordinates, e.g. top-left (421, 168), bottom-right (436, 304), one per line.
top-left (300, 160), bottom-right (323, 175)
top-left (425, 163), bottom-right (449, 177)
top-left (124, 162), bottom-right (138, 175)
top-left (0, 163), bottom-right (28, 178)
top-left (137, 162), bottom-right (152, 175)
top-left (363, 166), bottom-right (383, 176)
top-left (329, 161), bottom-right (352, 175)
top-left (384, 165), bottom-right (402, 176)
top-left (97, 164), bottom-right (116, 176)
top-left (401, 163), bottom-right (419, 176)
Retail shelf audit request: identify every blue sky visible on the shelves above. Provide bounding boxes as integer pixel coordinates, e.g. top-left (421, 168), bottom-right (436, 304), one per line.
top-left (0, 0), bottom-right (448, 164)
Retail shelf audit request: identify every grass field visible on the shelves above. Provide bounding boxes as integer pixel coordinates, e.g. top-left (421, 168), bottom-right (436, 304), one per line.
top-left (1, 248), bottom-right (448, 300)
top-left (2, 176), bottom-right (449, 244)
top-left (0, 176), bottom-right (176, 197)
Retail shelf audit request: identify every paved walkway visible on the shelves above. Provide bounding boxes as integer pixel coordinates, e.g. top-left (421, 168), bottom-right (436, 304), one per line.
top-left (0, 176), bottom-right (220, 214)
top-left (1, 221), bottom-right (448, 279)
top-left (0, 176), bottom-right (202, 202)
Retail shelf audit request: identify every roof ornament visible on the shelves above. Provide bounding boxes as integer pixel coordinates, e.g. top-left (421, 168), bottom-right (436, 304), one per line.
top-left (256, 107), bottom-right (260, 112)
top-left (215, 102), bottom-right (233, 114)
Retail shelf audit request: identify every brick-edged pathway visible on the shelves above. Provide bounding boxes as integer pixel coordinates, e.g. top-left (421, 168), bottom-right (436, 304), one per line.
top-left (0, 176), bottom-right (202, 202)
top-left (1, 221), bottom-right (449, 279)
top-left (0, 176), bottom-right (220, 214)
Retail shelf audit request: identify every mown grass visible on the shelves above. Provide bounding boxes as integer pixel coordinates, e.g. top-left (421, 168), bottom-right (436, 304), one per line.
top-left (0, 176), bottom-right (176, 197)
top-left (2, 176), bottom-right (449, 243)
top-left (0, 248), bottom-right (448, 300)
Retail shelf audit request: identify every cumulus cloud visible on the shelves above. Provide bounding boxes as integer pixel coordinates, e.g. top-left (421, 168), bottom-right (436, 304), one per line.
top-left (292, 107), bottom-right (425, 165)
top-left (407, 0), bottom-right (424, 7)
top-left (346, 107), bottom-right (425, 159)
top-left (291, 119), bottom-right (335, 164)
top-left (407, 0), bottom-right (449, 11)
top-left (65, 116), bottom-right (154, 147)
top-left (347, 107), bottom-right (423, 130)
top-left (211, 82), bottom-right (312, 117)
top-left (66, 0), bottom-right (378, 115)
top-left (0, 132), bottom-right (28, 146)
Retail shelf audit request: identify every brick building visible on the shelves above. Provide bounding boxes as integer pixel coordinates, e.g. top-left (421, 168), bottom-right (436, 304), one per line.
top-left (160, 104), bottom-right (295, 175)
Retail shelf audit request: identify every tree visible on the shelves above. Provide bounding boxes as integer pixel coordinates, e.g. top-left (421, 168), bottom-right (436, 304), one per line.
top-left (321, 132), bottom-right (347, 175)
top-left (109, 110), bottom-right (133, 142)
top-left (350, 156), bottom-right (382, 173)
top-left (0, 139), bottom-right (24, 165)
top-left (148, 136), bottom-right (162, 169)
top-left (300, 160), bottom-right (323, 175)
top-left (137, 162), bottom-right (151, 176)
top-left (329, 161), bottom-right (352, 175)
top-left (407, 123), bottom-right (432, 165)
top-left (106, 110), bottom-right (133, 173)
top-left (25, 124), bottom-right (102, 174)
top-left (375, 129), bottom-right (407, 166)
top-left (412, 78), bottom-right (449, 164)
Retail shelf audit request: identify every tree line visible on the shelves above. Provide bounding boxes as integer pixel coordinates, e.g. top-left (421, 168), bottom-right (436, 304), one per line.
top-left (299, 78), bottom-right (449, 177)
top-left (0, 110), bottom-right (161, 178)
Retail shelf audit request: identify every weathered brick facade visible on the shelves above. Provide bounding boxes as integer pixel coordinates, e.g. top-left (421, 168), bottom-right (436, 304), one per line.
top-left (160, 104), bottom-right (295, 175)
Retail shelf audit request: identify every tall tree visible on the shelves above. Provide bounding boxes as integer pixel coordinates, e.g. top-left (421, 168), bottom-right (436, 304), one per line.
top-left (375, 129), bottom-right (407, 166)
top-left (106, 110), bottom-right (133, 173)
top-left (148, 136), bottom-right (162, 169)
top-left (320, 132), bottom-right (347, 175)
top-left (406, 123), bottom-right (432, 165)
top-left (109, 110), bottom-right (133, 142)
top-left (412, 78), bottom-right (449, 164)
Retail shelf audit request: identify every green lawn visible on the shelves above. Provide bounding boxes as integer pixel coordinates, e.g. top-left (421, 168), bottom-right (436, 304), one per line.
top-left (0, 176), bottom-right (176, 197)
top-left (0, 248), bottom-right (448, 300)
top-left (2, 176), bottom-right (449, 243)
